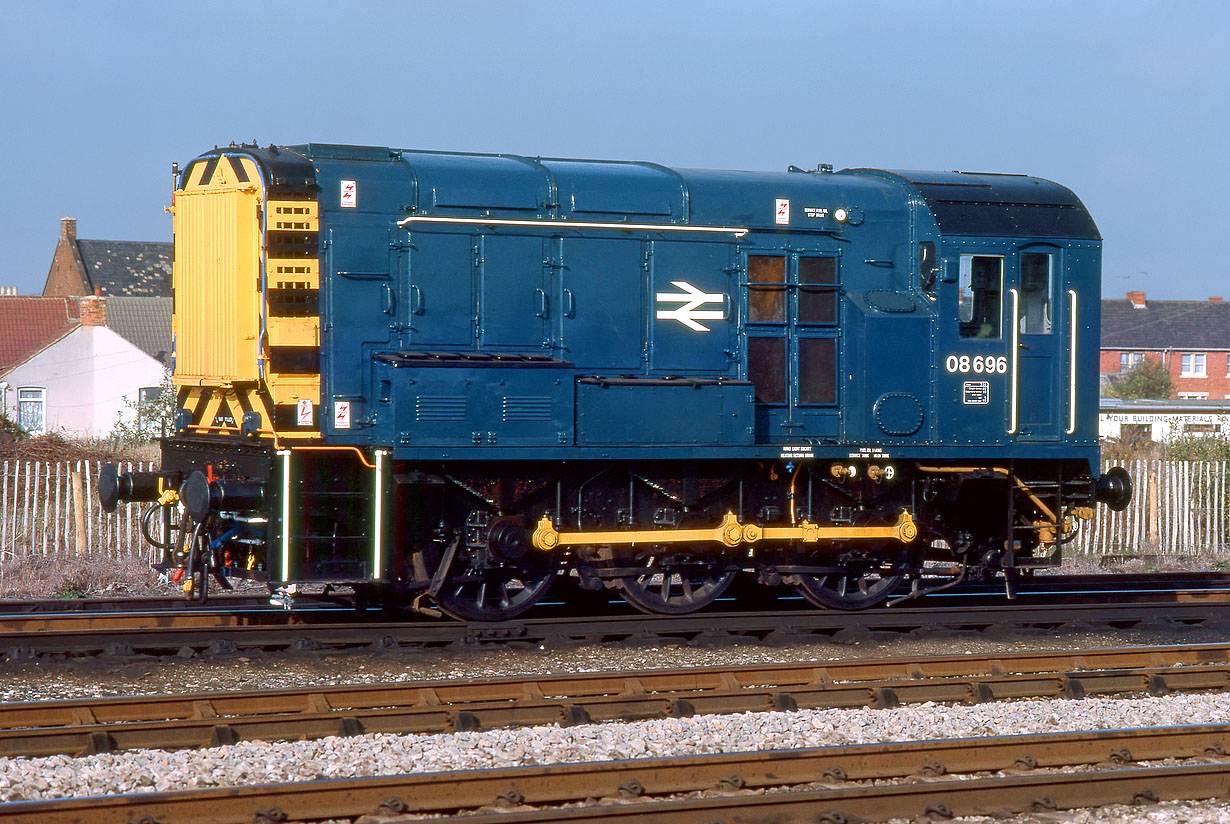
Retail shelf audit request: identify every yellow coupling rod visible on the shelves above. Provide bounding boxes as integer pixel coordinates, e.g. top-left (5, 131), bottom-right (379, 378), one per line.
top-left (532, 510), bottom-right (917, 552)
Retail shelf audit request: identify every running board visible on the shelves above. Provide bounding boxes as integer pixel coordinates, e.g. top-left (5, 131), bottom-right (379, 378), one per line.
top-left (531, 510), bottom-right (917, 551)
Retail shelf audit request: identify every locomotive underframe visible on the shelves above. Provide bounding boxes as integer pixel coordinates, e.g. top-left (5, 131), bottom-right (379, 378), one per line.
top-left (147, 436), bottom-right (1097, 617)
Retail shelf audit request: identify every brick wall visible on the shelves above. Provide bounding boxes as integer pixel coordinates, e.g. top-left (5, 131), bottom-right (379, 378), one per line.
top-left (41, 217), bottom-right (89, 296)
top-left (79, 290), bottom-right (106, 326)
top-left (1100, 348), bottom-right (1230, 399)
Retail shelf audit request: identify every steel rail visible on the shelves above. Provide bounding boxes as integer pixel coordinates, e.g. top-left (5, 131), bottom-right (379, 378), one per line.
top-left (5, 593), bottom-right (1230, 661)
top-left (2, 570), bottom-right (1229, 621)
top-left (4, 724), bottom-right (1230, 823)
top-left (6, 643), bottom-right (1230, 757)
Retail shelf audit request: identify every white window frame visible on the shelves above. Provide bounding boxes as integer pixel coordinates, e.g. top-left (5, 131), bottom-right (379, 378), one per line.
top-left (1119, 352), bottom-right (1144, 371)
top-left (1180, 353), bottom-right (1206, 377)
top-left (1177, 391), bottom-right (1209, 400)
top-left (16, 387), bottom-right (46, 435)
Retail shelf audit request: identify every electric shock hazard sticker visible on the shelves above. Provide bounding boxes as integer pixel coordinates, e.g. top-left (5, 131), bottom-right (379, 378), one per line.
top-left (334, 401), bottom-right (352, 429)
top-left (963, 381), bottom-right (990, 405)
top-left (340, 180), bottom-right (357, 208)
top-left (775, 198), bottom-right (790, 225)
top-left (296, 399), bottom-right (313, 427)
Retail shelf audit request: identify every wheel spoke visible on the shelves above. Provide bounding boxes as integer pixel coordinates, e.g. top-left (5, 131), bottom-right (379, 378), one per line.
top-left (795, 565), bottom-right (901, 611)
top-left (436, 563), bottom-right (554, 622)
top-left (616, 555), bottom-right (734, 615)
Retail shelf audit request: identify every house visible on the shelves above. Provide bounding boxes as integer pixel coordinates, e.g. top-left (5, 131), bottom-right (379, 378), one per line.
top-left (42, 217), bottom-right (172, 297)
top-left (0, 295), bottom-right (168, 437)
top-left (1100, 291), bottom-right (1230, 399)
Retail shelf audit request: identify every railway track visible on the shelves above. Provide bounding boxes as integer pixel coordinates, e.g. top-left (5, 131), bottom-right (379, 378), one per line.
top-left (5, 723), bottom-right (1230, 823)
top-left (4, 572), bottom-right (1230, 660)
top-left (5, 642), bottom-right (1230, 758)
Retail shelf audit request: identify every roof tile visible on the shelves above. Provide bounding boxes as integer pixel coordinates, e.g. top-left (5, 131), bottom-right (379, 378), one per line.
top-left (77, 240), bottom-right (172, 297)
top-left (1101, 298), bottom-right (1230, 350)
top-left (0, 297), bottom-right (80, 375)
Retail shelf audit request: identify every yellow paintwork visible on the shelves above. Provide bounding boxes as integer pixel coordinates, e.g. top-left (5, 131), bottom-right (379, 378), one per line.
top-left (268, 258), bottom-right (319, 289)
top-left (267, 199), bottom-right (318, 231)
top-left (266, 316), bottom-right (320, 347)
top-left (265, 374), bottom-right (321, 406)
top-left (172, 157), bottom-right (262, 383)
top-left (531, 510), bottom-right (917, 552)
top-left (172, 152), bottom-right (322, 439)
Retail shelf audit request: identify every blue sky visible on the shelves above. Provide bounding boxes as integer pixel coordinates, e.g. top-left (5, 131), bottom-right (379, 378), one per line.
top-left (1, 1), bottom-right (1226, 300)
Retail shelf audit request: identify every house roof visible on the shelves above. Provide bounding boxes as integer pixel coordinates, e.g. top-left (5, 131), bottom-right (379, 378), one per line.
top-left (1102, 298), bottom-right (1230, 350)
top-left (0, 297), bottom-right (80, 375)
top-left (106, 297), bottom-right (172, 364)
top-left (77, 239), bottom-right (172, 297)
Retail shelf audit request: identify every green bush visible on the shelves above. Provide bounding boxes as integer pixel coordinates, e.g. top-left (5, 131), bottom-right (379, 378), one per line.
top-left (1104, 358), bottom-right (1175, 400)
top-left (0, 412), bottom-right (26, 443)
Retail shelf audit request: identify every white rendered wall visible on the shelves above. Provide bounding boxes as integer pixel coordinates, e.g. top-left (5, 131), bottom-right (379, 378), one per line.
top-left (0, 327), bottom-right (164, 437)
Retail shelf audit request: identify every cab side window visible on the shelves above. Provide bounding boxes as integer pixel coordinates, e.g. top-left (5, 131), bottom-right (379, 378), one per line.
top-left (958, 255), bottom-right (1003, 339)
top-left (1019, 252), bottom-right (1053, 334)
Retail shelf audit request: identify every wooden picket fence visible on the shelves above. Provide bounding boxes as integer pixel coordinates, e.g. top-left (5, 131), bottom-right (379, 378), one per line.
top-left (1072, 460), bottom-right (1229, 555)
top-left (1, 458), bottom-right (1228, 560)
top-left (0, 460), bottom-right (158, 563)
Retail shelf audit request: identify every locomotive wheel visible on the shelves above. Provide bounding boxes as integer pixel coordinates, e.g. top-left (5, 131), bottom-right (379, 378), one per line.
top-left (614, 551), bottom-right (736, 615)
top-left (794, 566), bottom-right (902, 610)
top-left (434, 558), bottom-right (555, 622)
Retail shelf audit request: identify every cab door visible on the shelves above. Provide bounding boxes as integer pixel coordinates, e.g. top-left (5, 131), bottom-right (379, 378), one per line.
top-left (943, 248), bottom-right (1065, 444)
top-left (1011, 247), bottom-right (1063, 441)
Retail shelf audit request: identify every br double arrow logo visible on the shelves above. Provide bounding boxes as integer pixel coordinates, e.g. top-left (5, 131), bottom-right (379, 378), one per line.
top-left (655, 281), bottom-right (726, 332)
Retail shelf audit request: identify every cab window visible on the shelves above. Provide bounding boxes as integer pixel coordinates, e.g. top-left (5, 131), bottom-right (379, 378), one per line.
top-left (958, 255), bottom-right (1002, 339)
top-left (1019, 252), bottom-right (1053, 334)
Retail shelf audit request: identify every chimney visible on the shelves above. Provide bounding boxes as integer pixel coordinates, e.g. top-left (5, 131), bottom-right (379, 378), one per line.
top-left (1212, 297), bottom-right (1224, 303)
top-left (60, 217), bottom-right (77, 240)
top-left (1127, 291), bottom-right (1147, 309)
top-left (80, 286), bottom-right (106, 327)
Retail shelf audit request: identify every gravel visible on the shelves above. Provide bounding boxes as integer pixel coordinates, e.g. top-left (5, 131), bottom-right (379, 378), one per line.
top-left (6, 626), bottom-right (1230, 822)
top-left (0, 620), bottom-right (1221, 703)
top-left (3, 693), bottom-right (1230, 818)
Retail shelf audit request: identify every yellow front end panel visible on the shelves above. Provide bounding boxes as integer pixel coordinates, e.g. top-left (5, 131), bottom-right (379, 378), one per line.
top-left (172, 161), bottom-right (263, 385)
top-left (267, 316), bottom-right (320, 347)
top-left (171, 152), bottom-right (322, 440)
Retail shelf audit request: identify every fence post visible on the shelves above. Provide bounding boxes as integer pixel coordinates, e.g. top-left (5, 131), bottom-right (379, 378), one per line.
top-left (84, 461), bottom-right (93, 555)
top-left (1147, 461), bottom-right (1160, 552)
top-left (72, 466), bottom-right (85, 556)
top-left (21, 461), bottom-right (30, 554)
top-left (1, 460), bottom-right (7, 557)
top-left (53, 463), bottom-right (61, 554)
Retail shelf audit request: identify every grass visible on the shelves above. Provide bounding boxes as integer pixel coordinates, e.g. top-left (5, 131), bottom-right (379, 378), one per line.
top-left (0, 554), bottom-right (166, 599)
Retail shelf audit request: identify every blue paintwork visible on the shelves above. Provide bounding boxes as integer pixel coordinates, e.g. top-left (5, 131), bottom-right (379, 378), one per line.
top-left (254, 144), bottom-right (1102, 470)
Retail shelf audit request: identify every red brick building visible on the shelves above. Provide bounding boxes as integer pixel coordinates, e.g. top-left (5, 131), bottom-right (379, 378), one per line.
top-left (1101, 291), bottom-right (1230, 399)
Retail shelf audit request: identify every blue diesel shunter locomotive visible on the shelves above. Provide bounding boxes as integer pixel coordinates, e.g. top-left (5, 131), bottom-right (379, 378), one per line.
top-left (101, 143), bottom-right (1131, 619)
